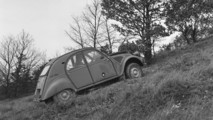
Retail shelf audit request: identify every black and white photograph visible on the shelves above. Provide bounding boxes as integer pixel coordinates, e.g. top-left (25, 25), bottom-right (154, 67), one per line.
top-left (0, 0), bottom-right (213, 119)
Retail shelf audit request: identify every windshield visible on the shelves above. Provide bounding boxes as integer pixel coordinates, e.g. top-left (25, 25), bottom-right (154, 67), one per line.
top-left (40, 65), bottom-right (50, 76)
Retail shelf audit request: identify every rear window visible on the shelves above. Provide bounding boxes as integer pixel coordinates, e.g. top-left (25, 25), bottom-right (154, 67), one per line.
top-left (40, 65), bottom-right (50, 76)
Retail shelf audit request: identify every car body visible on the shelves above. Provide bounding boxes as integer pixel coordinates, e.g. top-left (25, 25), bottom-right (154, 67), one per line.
top-left (34, 47), bottom-right (144, 104)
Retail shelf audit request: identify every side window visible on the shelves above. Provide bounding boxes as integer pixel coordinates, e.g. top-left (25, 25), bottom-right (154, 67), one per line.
top-left (66, 53), bottom-right (85, 71)
top-left (84, 50), bottom-right (104, 64)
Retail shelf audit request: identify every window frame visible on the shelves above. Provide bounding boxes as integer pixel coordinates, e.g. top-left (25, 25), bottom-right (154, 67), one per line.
top-left (66, 52), bottom-right (86, 71)
top-left (83, 50), bottom-right (107, 65)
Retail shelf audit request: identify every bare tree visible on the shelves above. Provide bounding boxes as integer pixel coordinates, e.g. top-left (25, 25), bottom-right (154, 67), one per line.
top-left (66, 0), bottom-right (122, 51)
top-left (101, 18), bottom-right (121, 53)
top-left (0, 36), bottom-right (18, 96)
top-left (66, 0), bottom-right (103, 49)
top-left (13, 31), bottom-right (42, 96)
top-left (83, 0), bottom-right (103, 48)
top-left (0, 31), bottom-right (45, 97)
top-left (65, 16), bottom-right (90, 48)
top-left (65, 0), bottom-right (104, 49)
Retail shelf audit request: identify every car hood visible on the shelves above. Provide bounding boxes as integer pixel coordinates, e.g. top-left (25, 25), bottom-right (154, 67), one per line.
top-left (111, 53), bottom-right (131, 63)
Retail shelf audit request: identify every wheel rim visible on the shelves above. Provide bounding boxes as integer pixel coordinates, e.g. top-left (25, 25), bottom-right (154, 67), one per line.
top-left (130, 67), bottom-right (141, 78)
top-left (59, 90), bottom-right (71, 101)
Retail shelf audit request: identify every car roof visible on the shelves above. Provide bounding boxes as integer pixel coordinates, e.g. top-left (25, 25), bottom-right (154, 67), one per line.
top-left (47, 47), bottom-right (96, 65)
top-left (62, 47), bottom-right (95, 57)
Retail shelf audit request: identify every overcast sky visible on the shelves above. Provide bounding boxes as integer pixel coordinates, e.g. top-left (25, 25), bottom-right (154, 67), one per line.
top-left (0, 0), bottom-right (90, 58)
top-left (0, 0), bottom-right (178, 59)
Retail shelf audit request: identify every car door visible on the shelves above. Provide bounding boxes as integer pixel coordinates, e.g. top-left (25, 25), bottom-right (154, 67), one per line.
top-left (66, 52), bottom-right (93, 88)
top-left (83, 50), bottom-right (117, 83)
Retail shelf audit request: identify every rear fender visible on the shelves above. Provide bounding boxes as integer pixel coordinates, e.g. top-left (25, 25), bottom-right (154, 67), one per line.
top-left (41, 77), bottom-right (75, 101)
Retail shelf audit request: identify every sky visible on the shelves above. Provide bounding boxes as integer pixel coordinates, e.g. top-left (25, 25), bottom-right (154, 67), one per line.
top-left (0, 0), bottom-right (178, 59)
top-left (0, 0), bottom-right (90, 58)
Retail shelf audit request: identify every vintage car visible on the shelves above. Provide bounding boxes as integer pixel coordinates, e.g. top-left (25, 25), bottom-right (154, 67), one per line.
top-left (34, 47), bottom-right (144, 105)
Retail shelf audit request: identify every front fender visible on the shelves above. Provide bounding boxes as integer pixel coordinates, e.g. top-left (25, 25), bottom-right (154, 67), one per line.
top-left (119, 56), bottom-right (144, 76)
top-left (41, 77), bottom-right (75, 101)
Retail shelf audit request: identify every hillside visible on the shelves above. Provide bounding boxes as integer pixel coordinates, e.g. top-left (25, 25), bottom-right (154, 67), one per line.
top-left (1, 37), bottom-right (213, 120)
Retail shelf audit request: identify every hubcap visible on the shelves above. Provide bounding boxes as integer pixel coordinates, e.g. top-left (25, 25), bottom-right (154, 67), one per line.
top-left (130, 67), bottom-right (140, 78)
top-left (59, 90), bottom-right (70, 101)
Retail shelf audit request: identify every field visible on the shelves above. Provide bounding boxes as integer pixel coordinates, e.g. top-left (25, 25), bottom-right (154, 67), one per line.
top-left (1, 37), bottom-right (213, 120)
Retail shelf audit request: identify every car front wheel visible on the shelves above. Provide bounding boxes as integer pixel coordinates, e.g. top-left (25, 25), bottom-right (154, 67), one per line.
top-left (53, 89), bottom-right (75, 106)
top-left (126, 63), bottom-right (142, 79)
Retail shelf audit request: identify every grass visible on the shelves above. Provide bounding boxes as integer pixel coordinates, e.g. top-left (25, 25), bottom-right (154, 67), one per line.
top-left (1, 37), bottom-right (213, 120)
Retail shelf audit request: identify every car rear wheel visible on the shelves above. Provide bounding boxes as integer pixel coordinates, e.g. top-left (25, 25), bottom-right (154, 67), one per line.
top-left (53, 89), bottom-right (76, 106)
top-left (126, 63), bottom-right (142, 79)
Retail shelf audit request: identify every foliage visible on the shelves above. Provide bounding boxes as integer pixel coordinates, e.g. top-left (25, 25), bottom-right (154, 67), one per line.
top-left (100, 43), bottom-right (112, 55)
top-left (0, 31), bottom-right (46, 99)
top-left (32, 64), bottom-right (46, 85)
top-left (165, 0), bottom-right (213, 44)
top-left (172, 35), bottom-right (188, 49)
top-left (160, 43), bottom-right (174, 52)
top-left (101, 0), bottom-right (168, 64)
top-left (118, 41), bottom-right (140, 54)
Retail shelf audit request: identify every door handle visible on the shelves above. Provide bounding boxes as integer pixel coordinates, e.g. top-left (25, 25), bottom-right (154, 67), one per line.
top-left (102, 72), bottom-right (105, 77)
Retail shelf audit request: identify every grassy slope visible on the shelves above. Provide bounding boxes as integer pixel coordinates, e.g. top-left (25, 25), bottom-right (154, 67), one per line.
top-left (1, 37), bottom-right (213, 120)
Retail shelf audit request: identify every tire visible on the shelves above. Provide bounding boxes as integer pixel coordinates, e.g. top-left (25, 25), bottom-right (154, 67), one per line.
top-left (53, 89), bottom-right (76, 106)
top-left (126, 63), bottom-right (142, 79)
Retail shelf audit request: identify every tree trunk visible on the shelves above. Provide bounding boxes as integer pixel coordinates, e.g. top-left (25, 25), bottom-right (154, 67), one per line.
top-left (191, 28), bottom-right (197, 43)
top-left (184, 36), bottom-right (191, 45)
top-left (144, 41), bottom-right (152, 65)
top-left (5, 66), bottom-right (11, 98)
top-left (144, 4), bottom-right (152, 65)
top-left (105, 19), bottom-right (113, 53)
top-left (94, 35), bottom-right (97, 48)
top-left (144, 49), bottom-right (152, 65)
top-left (183, 30), bottom-right (191, 45)
top-left (152, 38), bottom-right (155, 57)
top-left (5, 83), bottom-right (9, 98)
